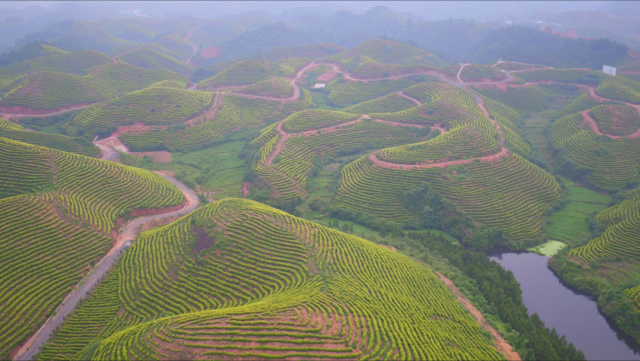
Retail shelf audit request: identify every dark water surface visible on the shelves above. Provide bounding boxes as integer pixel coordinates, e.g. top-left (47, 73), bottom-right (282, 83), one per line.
top-left (486, 250), bottom-right (640, 360)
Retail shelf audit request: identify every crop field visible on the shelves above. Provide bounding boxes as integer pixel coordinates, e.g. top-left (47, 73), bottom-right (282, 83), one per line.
top-left (121, 101), bottom-right (242, 150)
top-left (345, 38), bottom-right (425, 64)
top-left (546, 177), bottom-right (611, 246)
top-left (570, 190), bottom-right (640, 265)
top-left (396, 53), bottom-right (449, 68)
top-left (197, 60), bottom-right (281, 89)
top-left (0, 49), bottom-right (113, 81)
top-left (70, 87), bottom-right (214, 132)
top-left (589, 104), bottom-right (640, 136)
top-left (371, 83), bottom-right (479, 128)
top-left (517, 69), bottom-right (610, 86)
top-left (478, 96), bottom-right (531, 155)
top-left (327, 79), bottom-right (417, 106)
top-left (332, 154), bottom-right (561, 240)
top-left (379, 117), bottom-right (501, 164)
top-left (281, 109), bottom-right (359, 133)
top-left (261, 43), bottom-right (344, 61)
top-left (235, 76), bottom-right (293, 98)
top-left (557, 93), bottom-right (608, 118)
top-left (0, 118), bottom-right (99, 157)
top-left (40, 198), bottom-right (502, 361)
top-left (0, 137), bottom-right (183, 358)
top-left (493, 62), bottom-right (545, 71)
top-left (474, 85), bottom-right (550, 113)
top-left (117, 48), bottom-right (195, 76)
top-left (341, 92), bottom-right (419, 114)
top-left (458, 64), bottom-right (506, 82)
top-left (0, 72), bottom-right (120, 110)
top-left (256, 121), bottom-right (420, 200)
top-left (551, 113), bottom-right (640, 189)
top-left (349, 62), bottom-right (437, 80)
top-left (595, 78), bottom-right (640, 104)
top-left (86, 63), bottom-right (188, 94)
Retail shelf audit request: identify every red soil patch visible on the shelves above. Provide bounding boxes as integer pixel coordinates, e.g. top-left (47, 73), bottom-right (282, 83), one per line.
top-left (200, 46), bottom-right (222, 59)
top-left (435, 271), bottom-right (521, 361)
top-left (240, 182), bottom-right (251, 197)
top-left (317, 68), bottom-right (338, 82)
top-left (128, 199), bottom-right (187, 217)
top-left (565, 29), bottom-right (579, 38)
top-left (129, 151), bottom-right (171, 163)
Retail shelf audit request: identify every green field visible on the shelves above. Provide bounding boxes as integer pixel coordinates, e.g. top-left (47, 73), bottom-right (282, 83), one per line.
top-left (529, 240), bottom-right (568, 257)
top-left (547, 177), bottom-right (611, 246)
top-left (143, 141), bottom-right (247, 200)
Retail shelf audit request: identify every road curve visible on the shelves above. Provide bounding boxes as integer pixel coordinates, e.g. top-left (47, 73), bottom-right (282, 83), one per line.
top-left (15, 174), bottom-right (199, 361)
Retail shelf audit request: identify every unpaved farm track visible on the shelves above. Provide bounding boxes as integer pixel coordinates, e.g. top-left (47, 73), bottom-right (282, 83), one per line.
top-left (15, 169), bottom-right (198, 361)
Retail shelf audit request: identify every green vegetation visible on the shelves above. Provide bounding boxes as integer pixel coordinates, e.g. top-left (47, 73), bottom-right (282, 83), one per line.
top-left (281, 109), bottom-right (359, 133)
top-left (344, 38), bottom-right (425, 64)
top-left (236, 76), bottom-right (293, 98)
top-left (0, 137), bottom-right (183, 358)
top-left (197, 59), bottom-right (282, 89)
top-left (333, 153), bottom-right (561, 241)
top-left (474, 85), bottom-right (550, 113)
top-left (550, 112), bottom-right (640, 190)
top-left (457, 64), bottom-right (506, 82)
top-left (0, 118), bottom-right (99, 157)
top-left (590, 104), bottom-right (640, 136)
top-left (117, 48), bottom-right (195, 77)
top-left (517, 69), bottom-right (610, 86)
top-left (529, 241), bottom-right (567, 257)
top-left (595, 77), bottom-right (640, 104)
top-left (341, 92), bottom-right (418, 114)
top-left (261, 43), bottom-right (344, 61)
top-left (40, 198), bottom-right (504, 361)
top-left (327, 78), bottom-right (417, 106)
top-left (70, 87), bottom-right (213, 132)
top-left (546, 177), bottom-right (611, 246)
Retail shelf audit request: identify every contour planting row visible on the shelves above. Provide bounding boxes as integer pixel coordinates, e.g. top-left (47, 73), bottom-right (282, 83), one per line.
top-left (473, 85), bottom-right (550, 113)
top-left (198, 59), bottom-right (281, 89)
top-left (332, 154), bottom-right (560, 239)
top-left (120, 101), bottom-right (242, 150)
top-left (477, 96), bottom-right (531, 156)
top-left (41, 198), bottom-right (502, 361)
top-left (570, 190), bottom-right (640, 265)
top-left (341, 92), bottom-right (418, 114)
top-left (0, 125), bottom-right (100, 157)
top-left (257, 121), bottom-right (420, 200)
top-left (589, 104), bottom-right (640, 136)
top-left (327, 79), bottom-right (416, 106)
top-left (595, 78), bottom-right (640, 104)
top-left (551, 113), bottom-right (640, 189)
top-left (70, 87), bottom-right (214, 132)
top-left (235, 76), bottom-right (293, 98)
top-left (379, 116), bottom-right (501, 164)
top-left (281, 109), bottom-right (359, 133)
top-left (0, 138), bottom-right (183, 359)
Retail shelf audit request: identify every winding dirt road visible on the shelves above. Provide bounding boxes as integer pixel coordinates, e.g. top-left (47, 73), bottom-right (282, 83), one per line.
top-left (183, 28), bottom-right (200, 65)
top-left (14, 165), bottom-right (199, 361)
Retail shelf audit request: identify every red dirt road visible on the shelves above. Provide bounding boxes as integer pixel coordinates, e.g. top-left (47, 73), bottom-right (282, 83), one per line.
top-left (579, 109), bottom-right (640, 139)
top-left (369, 147), bottom-right (510, 170)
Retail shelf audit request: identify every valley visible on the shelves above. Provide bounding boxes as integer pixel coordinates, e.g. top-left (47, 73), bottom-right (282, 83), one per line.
top-left (1, 5), bottom-right (640, 361)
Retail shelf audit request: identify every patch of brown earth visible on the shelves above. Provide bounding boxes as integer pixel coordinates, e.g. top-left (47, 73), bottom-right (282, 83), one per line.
top-left (240, 182), bottom-right (251, 198)
top-left (317, 68), bottom-right (338, 82)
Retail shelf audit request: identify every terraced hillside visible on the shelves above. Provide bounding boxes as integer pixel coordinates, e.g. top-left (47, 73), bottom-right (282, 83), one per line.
top-left (550, 112), bottom-right (640, 190)
top-left (117, 48), bottom-right (195, 77)
top-left (0, 137), bottom-right (184, 358)
top-left (0, 62), bottom-right (187, 112)
top-left (39, 198), bottom-right (504, 361)
top-left (261, 43), bottom-right (344, 61)
top-left (0, 118), bottom-right (99, 157)
top-left (474, 85), bottom-right (551, 113)
top-left (590, 104), bottom-right (640, 136)
top-left (342, 38), bottom-right (426, 64)
top-left (569, 189), bottom-right (640, 264)
top-left (197, 60), bottom-right (285, 89)
top-left (68, 87), bottom-right (214, 134)
top-left (327, 78), bottom-right (421, 106)
top-left (333, 153), bottom-right (560, 241)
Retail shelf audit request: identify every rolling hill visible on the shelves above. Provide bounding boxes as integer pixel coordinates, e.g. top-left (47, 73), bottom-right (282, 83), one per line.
top-left (39, 198), bottom-right (504, 361)
top-left (0, 137), bottom-right (184, 358)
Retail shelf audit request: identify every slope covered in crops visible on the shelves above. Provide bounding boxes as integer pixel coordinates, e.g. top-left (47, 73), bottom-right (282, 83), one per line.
top-left (0, 137), bottom-right (184, 358)
top-left (117, 48), bottom-right (195, 77)
top-left (39, 198), bottom-right (503, 361)
top-left (0, 118), bottom-right (99, 157)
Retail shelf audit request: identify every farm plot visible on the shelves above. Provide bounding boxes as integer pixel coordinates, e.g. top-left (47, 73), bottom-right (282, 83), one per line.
top-left (590, 104), bottom-right (640, 136)
top-left (40, 198), bottom-right (503, 361)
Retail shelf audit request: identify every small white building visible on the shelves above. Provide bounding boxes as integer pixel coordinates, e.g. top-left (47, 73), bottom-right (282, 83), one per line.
top-left (313, 83), bottom-right (326, 88)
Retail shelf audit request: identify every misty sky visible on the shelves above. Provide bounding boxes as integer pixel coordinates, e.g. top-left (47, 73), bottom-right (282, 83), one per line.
top-left (0, 1), bottom-right (630, 21)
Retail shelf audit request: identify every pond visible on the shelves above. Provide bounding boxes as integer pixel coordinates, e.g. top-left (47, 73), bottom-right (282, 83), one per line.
top-left (486, 250), bottom-right (640, 360)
